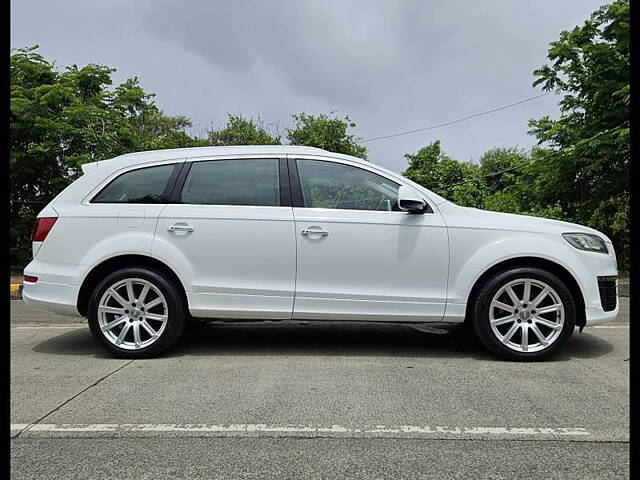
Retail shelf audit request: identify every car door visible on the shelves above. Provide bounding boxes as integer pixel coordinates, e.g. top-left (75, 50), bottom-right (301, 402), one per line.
top-left (290, 156), bottom-right (449, 322)
top-left (153, 156), bottom-right (296, 319)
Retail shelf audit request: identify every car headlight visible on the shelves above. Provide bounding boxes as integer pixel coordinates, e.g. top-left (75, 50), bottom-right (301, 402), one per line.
top-left (562, 232), bottom-right (608, 253)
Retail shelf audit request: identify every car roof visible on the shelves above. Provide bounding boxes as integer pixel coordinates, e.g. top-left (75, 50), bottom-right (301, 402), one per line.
top-left (76, 144), bottom-right (448, 206)
top-left (80, 145), bottom-right (367, 174)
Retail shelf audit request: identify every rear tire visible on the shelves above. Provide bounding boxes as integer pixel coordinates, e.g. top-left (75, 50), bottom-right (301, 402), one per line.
top-left (470, 267), bottom-right (575, 361)
top-left (88, 267), bottom-right (186, 358)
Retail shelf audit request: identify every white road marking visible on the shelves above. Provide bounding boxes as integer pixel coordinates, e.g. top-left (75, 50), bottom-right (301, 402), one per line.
top-left (12, 325), bottom-right (86, 329)
top-left (10, 423), bottom-right (591, 438)
top-left (590, 325), bottom-right (628, 329)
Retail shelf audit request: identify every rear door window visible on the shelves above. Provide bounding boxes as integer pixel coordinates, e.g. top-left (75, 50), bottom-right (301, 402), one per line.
top-left (180, 159), bottom-right (280, 206)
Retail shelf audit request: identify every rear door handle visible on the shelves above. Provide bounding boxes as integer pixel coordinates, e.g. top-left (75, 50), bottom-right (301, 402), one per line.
top-left (301, 227), bottom-right (329, 237)
top-left (167, 224), bottom-right (194, 233)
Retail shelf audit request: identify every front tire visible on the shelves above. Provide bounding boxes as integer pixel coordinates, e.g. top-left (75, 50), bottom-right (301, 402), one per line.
top-left (88, 267), bottom-right (186, 358)
top-left (470, 267), bottom-right (575, 361)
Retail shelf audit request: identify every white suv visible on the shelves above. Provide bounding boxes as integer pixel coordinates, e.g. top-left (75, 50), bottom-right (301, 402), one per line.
top-left (23, 146), bottom-right (618, 360)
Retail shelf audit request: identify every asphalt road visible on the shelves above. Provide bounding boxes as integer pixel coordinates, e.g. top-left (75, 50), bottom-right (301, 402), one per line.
top-left (11, 299), bottom-right (629, 479)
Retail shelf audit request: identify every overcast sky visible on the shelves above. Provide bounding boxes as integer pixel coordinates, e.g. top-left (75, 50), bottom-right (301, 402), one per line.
top-left (11, 0), bottom-right (604, 172)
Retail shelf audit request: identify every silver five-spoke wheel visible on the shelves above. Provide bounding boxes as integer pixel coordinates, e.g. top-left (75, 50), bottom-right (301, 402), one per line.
top-left (97, 278), bottom-right (168, 350)
top-left (489, 278), bottom-right (564, 353)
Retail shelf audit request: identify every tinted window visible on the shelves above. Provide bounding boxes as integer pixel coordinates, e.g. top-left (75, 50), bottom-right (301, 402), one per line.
top-left (297, 160), bottom-right (401, 211)
top-left (92, 164), bottom-right (176, 203)
top-left (181, 159), bottom-right (280, 206)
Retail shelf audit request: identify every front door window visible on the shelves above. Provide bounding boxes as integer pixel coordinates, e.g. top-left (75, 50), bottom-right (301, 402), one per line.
top-left (297, 159), bottom-right (400, 211)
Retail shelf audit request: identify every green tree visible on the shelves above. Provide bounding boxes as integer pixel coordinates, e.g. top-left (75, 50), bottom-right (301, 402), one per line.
top-left (402, 142), bottom-right (567, 219)
top-left (10, 46), bottom-right (203, 267)
top-left (479, 147), bottom-right (528, 195)
top-left (112, 77), bottom-right (207, 151)
top-left (481, 147), bottom-right (566, 221)
top-left (403, 141), bottom-right (484, 208)
top-left (527, 0), bottom-right (630, 269)
top-left (286, 112), bottom-right (367, 159)
top-left (207, 114), bottom-right (281, 146)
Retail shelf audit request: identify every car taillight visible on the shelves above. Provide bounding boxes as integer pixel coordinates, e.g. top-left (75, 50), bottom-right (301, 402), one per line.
top-left (24, 275), bottom-right (38, 283)
top-left (32, 217), bottom-right (58, 242)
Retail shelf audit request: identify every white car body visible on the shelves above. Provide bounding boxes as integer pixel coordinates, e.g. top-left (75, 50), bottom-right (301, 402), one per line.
top-left (23, 146), bottom-right (618, 332)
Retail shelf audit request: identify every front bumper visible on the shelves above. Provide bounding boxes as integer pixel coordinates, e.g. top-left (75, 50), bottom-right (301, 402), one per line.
top-left (583, 275), bottom-right (619, 325)
top-left (585, 303), bottom-right (619, 325)
top-left (579, 244), bottom-right (619, 326)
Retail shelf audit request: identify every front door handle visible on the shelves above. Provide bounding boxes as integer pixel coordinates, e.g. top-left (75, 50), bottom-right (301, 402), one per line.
top-left (301, 227), bottom-right (329, 237)
top-left (167, 224), bottom-right (194, 233)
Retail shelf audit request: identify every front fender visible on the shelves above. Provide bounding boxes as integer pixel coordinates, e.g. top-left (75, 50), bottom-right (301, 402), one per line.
top-left (447, 230), bottom-right (590, 307)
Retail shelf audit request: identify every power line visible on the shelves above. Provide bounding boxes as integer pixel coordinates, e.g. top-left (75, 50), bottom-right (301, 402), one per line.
top-left (362, 93), bottom-right (549, 143)
top-left (11, 125), bottom-right (626, 207)
top-left (363, 65), bottom-right (619, 143)
top-left (446, 123), bottom-right (628, 188)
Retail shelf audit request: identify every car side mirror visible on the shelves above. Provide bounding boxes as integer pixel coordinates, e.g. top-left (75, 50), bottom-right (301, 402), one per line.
top-left (398, 185), bottom-right (427, 213)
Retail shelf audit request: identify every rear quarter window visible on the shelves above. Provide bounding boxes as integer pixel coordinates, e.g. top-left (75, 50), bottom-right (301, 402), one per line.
top-left (91, 164), bottom-right (178, 204)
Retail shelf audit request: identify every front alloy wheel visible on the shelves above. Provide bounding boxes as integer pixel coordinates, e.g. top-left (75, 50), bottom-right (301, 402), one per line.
top-left (489, 279), bottom-right (564, 353)
top-left (471, 267), bottom-right (575, 361)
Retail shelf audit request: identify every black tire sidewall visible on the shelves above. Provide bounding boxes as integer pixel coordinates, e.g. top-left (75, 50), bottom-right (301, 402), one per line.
top-left (471, 267), bottom-right (576, 361)
top-left (88, 267), bottom-right (186, 358)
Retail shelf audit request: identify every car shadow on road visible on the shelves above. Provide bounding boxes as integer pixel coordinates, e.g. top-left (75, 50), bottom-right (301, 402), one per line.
top-left (30, 328), bottom-right (116, 359)
top-left (31, 321), bottom-right (614, 362)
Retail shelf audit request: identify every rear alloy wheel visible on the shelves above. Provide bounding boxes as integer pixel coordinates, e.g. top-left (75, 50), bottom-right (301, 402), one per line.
top-left (88, 268), bottom-right (185, 358)
top-left (471, 268), bottom-right (575, 361)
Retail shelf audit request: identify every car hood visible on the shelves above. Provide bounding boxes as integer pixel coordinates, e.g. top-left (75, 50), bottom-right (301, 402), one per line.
top-left (438, 202), bottom-right (612, 243)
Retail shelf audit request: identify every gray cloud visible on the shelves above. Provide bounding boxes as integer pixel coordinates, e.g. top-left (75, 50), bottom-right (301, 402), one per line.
top-left (11, 0), bottom-right (604, 171)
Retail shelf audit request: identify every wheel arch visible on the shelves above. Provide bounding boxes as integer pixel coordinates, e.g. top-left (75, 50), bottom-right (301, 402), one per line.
top-left (464, 256), bottom-right (586, 328)
top-left (77, 254), bottom-right (188, 317)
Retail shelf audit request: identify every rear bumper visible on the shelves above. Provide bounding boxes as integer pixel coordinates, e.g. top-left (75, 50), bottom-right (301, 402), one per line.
top-left (22, 280), bottom-right (81, 316)
top-left (23, 258), bottom-right (83, 317)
